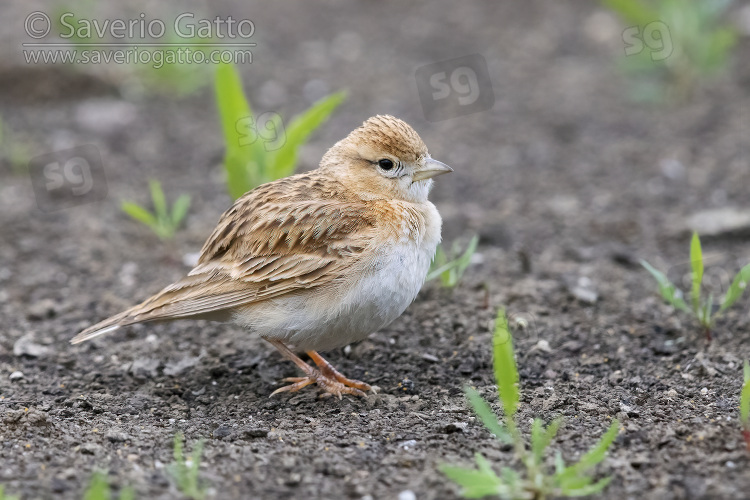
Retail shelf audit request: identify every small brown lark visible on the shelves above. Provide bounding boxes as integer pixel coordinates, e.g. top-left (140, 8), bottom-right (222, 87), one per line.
top-left (72, 115), bottom-right (453, 398)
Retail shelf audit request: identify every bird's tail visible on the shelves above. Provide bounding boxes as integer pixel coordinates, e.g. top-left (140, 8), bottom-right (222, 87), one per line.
top-left (70, 305), bottom-right (147, 344)
top-left (72, 268), bottom-right (246, 344)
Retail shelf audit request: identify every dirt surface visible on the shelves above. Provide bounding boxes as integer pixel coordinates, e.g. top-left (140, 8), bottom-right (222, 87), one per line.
top-left (1, 1), bottom-right (750, 499)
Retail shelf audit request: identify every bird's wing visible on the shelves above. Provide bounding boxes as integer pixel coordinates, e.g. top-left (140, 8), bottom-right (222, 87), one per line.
top-left (72, 177), bottom-right (380, 343)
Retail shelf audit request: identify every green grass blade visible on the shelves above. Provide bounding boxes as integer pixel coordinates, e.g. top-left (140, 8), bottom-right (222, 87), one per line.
top-left (149, 180), bottom-right (168, 219)
top-left (530, 418), bottom-right (544, 464)
top-left (474, 452), bottom-right (495, 476)
top-left (554, 450), bottom-right (565, 475)
top-left (121, 201), bottom-right (157, 228)
top-left (83, 471), bottom-right (109, 500)
top-left (640, 260), bottom-right (690, 312)
top-left (214, 62), bottom-right (258, 199)
top-left (558, 474), bottom-right (594, 492)
top-left (720, 263), bottom-right (750, 312)
top-left (173, 432), bottom-right (186, 476)
top-left (531, 417), bottom-right (561, 464)
top-left (265, 91), bottom-right (346, 179)
top-left (601, 0), bottom-right (659, 26)
top-left (426, 245), bottom-right (450, 282)
top-left (171, 194), bottom-right (191, 228)
top-left (169, 433), bottom-right (206, 500)
top-left (700, 293), bottom-right (714, 328)
top-left (741, 361), bottom-right (750, 425)
top-left (562, 476), bottom-right (613, 497)
top-left (465, 386), bottom-right (513, 444)
top-left (559, 420), bottom-right (618, 481)
top-left (455, 235), bottom-right (479, 277)
top-left (690, 232), bottom-right (704, 313)
top-left (190, 440), bottom-right (205, 495)
top-left (439, 464), bottom-right (503, 499)
top-left (426, 261), bottom-right (458, 282)
top-left (493, 309), bottom-right (519, 419)
top-left (119, 486), bottom-right (135, 500)
top-left (0, 485), bottom-right (20, 500)
top-left (499, 466), bottom-right (522, 491)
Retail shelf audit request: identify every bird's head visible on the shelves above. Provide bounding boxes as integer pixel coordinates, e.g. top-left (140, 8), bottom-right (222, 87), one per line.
top-left (321, 115), bottom-right (452, 202)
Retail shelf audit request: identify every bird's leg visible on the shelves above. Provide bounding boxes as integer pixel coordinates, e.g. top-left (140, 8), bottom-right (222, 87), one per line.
top-left (306, 350), bottom-right (374, 394)
top-left (264, 339), bottom-right (368, 398)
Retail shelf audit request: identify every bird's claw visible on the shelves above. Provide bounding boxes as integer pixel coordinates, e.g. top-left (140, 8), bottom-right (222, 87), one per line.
top-left (271, 371), bottom-right (371, 398)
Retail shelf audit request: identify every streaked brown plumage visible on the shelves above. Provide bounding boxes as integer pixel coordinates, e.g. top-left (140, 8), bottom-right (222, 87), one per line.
top-left (72, 115), bottom-right (452, 398)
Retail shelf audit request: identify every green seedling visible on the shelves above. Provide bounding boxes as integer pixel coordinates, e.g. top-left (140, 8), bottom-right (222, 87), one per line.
top-left (441, 309), bottom-right (619, 499)
top-left (0, 115), bottom-right (32, 174)
top-left (83, 471), bottom-right (134, 500)
top-left (427, 235), bottom-right (479, 288)
top-left (167, 433), bottom-right (207, 500)
top-left (603, 0), bottom-right (737, 102)
top-left (741, 360), bottom-right (750, 451)
top-left (132, 31), bottom-right (214, 97)
top-left (54, 4), bottom-right (212, 97)
top-left (0, 485), bottom-right (20, 500)
top-left (641, 232), bottom-right (750, 341)
top-left (121, 180), bottom-right (191, 241)
top-left (215, 62), bottom-right (345, 199)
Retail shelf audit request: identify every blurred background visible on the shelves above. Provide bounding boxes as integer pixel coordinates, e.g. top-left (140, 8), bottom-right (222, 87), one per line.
top-left (0, 1), bottom-right (749, 499)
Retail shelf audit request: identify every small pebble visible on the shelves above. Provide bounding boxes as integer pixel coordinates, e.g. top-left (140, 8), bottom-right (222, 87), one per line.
top-left (213, 425), bottom-right (232, 439)
top-left (399, 439), bottom-right (417, 450)
top-left (421, 353), bottom-right (439, 363)
top-left (700, 388), bottom-right (708, 396)
top-left (398, 491), bottom-right (416, 500)
top-left (568, 276), bottom-right (598, 304)
top-left (9, 371), bottom-right (24, 381)
top-left (443, 422), bottom-right (468, 433)
top-left (243, 428), bottom-right (269, 439)
top-left (13, 335), bottom-right (50, 358)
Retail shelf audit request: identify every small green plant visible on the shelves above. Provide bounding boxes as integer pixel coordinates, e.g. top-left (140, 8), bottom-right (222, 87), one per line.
top-left (54, 3), bottom-right (212, 97)
top-left (427, 235), bottom-right (479, 288)
top-left (0, 115), bottom-right (32, 174)
top-left (641, 232), bottom-right (750, 341)
top-left (131, 31), bottom-right (214, 97)
top-left (441, 309), bottom-right (619, 499)
top-left (83, 471), bottom-right (134, 500)
top-left (741, 360), bottom-right (750, 451)
top-left (603, 0), bottom-right (737, 102)
top-left (121, 180), bottom-right (191, 241)
top-left (214, 62), bottom-right (345, 199)
top-left (0, 485), bottom-right (20, 500)
top-left (167, 433), bottom-right (207, 500)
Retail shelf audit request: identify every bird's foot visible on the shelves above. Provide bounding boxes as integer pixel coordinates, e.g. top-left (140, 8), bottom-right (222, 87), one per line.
top-left (307, 350), bottom-right (375, 396)
top-left (265, 339), bottom-right (375, 398)
top-left (271, 371), bottom-right (368, 399)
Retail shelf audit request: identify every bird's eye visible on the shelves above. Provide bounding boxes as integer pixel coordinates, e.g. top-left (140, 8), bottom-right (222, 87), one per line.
top-left (378, 159), bottom-right (394, 171)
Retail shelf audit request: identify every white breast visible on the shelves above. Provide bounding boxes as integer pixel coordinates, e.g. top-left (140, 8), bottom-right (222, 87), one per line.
top-left (236, 201), bottom-right (442, 352)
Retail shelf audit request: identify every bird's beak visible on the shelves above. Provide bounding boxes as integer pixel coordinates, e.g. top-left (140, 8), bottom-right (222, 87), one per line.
top-left (412, 158), bottom-right (454, 182)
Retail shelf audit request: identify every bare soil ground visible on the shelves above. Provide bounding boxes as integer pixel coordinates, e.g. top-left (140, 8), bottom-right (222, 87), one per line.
top-left (1, 1), bottom-right (749, 499)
